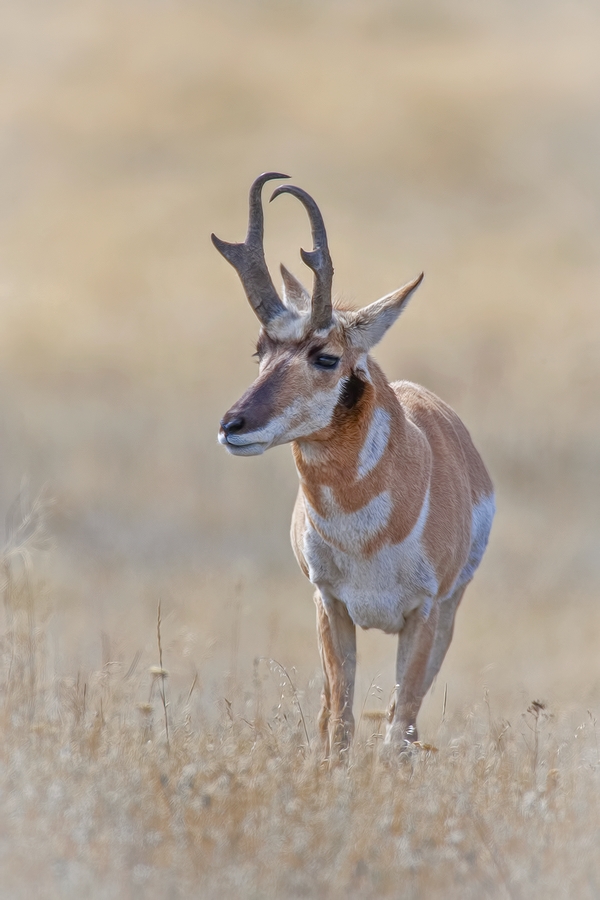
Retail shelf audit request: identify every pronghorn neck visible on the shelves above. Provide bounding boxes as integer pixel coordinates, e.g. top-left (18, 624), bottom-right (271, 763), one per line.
top-left (292, 358), bottom-right (409, 495)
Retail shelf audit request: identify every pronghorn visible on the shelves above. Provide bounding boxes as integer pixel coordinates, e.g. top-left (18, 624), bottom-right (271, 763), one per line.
top-left (214, 173), bottom-right (494, 757)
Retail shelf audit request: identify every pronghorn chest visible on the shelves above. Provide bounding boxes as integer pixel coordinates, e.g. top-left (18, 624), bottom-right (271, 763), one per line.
top-left (300, 488), bottom-right (439, 634)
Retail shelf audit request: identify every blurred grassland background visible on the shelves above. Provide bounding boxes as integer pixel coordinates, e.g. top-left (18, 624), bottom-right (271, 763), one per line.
top-left (1, 0), bottom-right (600, 895)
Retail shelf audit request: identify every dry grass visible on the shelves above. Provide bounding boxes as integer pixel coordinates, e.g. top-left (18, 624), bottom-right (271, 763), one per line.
top-left (1, 0), bottom-right (600, 896)
top-left (3, 533), bottom-right (600, 899)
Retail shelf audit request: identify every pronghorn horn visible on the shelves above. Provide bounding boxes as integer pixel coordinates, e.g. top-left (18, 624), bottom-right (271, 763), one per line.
top-left (270, 184), bottom-right (334, 332)
top-left (211, 172), bottom-right (289, 326)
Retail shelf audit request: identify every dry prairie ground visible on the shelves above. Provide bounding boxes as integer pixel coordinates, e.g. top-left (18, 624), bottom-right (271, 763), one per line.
top-left (1, 0), bottom-right (600, 896)
top-left (2, 545), bottom-right (600, 900)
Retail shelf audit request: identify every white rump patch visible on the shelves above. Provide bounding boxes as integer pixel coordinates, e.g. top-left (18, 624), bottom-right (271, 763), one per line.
top-left (357, 407), bottom-right (391, 479)
top-left (450, 492), bottom-right (496, 593)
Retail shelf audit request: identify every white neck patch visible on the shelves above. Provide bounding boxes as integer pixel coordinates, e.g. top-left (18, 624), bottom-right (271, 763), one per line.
top-left (357, 407), bottom-right (391, 479)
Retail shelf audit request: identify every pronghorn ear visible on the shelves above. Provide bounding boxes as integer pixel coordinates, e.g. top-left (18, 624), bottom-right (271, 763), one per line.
top-left (348, 273), bottom-right (424, 351)
top-left (353, 353), bottom-right (372, 384)
top-left (280, 264), bottom-right (310, 312)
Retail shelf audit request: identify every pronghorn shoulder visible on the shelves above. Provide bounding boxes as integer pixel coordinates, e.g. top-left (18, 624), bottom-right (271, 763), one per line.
top-left (391, 380), bottom-right (473, 444)
top-left (390, 380), bottom-right (493, 502)
top-left (390, 380), bottom-right (455, 420)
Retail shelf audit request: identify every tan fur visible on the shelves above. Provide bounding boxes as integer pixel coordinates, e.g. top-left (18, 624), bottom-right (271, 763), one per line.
top-left (285, 360), bottom-right (494, 755)
top-left (293, 365), bottom-right (431, 551)
top-left (217, 177), bottom-right (494, 761)
top-left (223, 328), bottom-right (494, 758)
top-left (393, 381), bottom-right (493, 596)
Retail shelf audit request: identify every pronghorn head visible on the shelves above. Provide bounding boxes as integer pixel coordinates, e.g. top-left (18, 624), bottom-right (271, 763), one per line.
top-left (214, 173), bottom-right (423, 457)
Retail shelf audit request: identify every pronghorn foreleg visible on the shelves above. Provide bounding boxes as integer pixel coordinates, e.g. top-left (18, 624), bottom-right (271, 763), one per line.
top-left (386, 601), bottom-right (439, 745)
top-left (315, 591), bottom-right (356, 761)
top-left (314, 592), bottom-right (332, 754)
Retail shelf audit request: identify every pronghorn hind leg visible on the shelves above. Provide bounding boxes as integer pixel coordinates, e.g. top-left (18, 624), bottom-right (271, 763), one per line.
top-left (386, 584), bottom-right (468, 746)
top-left (420, 583), bottom-right (468, 699)
top-left (386, 602), bottom-right (439, 745)
top-left (315, 591), bottom-right (356, 762)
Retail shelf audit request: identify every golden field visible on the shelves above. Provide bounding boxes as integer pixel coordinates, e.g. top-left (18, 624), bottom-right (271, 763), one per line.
top-left (1, 1), bottom-right (600, 896)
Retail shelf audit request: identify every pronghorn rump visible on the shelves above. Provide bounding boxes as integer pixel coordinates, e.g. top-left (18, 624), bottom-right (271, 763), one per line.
top-left (215, 173), bottom-right (494, 757)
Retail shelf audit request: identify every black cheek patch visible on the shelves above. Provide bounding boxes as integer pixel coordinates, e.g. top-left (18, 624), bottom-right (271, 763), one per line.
top-left (338, 373), bottom-right (366, 410)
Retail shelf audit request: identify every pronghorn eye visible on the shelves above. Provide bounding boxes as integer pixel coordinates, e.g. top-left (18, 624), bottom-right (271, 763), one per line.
top-left (314, 354), bottom-right (340, 369)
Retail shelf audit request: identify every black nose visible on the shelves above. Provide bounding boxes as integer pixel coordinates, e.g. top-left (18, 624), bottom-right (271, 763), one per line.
top-left (221, 415), bottom-right (246, 435)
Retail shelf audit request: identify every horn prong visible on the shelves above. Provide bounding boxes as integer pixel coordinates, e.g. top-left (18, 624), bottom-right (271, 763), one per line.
top-left (212, 173), bottom-right (290, 326)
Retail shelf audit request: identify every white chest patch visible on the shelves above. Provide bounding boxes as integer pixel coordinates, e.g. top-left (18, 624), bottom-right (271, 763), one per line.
top-left (303, 488), bottom-right (438, 633)
top-left (307, 487), bottom-right (392, 551)
top-left (357, 407), bottom-right (391, 479)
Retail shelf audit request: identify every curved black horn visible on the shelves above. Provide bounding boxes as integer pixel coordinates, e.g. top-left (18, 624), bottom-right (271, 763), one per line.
top-left (270, 184), bottom-right (333, 332)
top-left (211, 172), bottom-right (289, 326)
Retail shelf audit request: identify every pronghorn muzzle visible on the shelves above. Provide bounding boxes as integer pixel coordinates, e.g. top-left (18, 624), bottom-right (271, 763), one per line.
top-left (219, 364), bottom-right (289, 456)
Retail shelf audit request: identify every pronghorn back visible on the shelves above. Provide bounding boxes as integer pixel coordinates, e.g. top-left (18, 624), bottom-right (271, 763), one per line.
top-left (214, 173), bottom-right (494, 758)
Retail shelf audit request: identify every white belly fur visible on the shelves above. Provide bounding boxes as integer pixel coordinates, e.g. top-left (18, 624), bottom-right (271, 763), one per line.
top-left (302, 491), bottom-right (495, 634)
